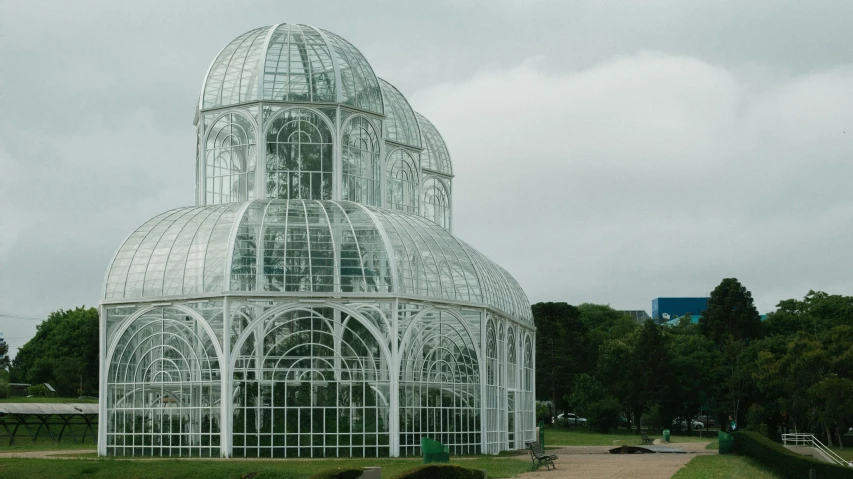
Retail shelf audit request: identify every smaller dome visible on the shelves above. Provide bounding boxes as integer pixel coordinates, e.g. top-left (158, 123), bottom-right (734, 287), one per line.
top-left (379, 79), bottom-right (421, 148)
top-left (416, 113), bottom-right (452, 175)
top-left (202, 24), bottom-right (383, 114)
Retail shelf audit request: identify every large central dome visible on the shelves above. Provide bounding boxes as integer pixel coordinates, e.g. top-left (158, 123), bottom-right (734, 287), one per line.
top-left (201, 24), bottom-right (382, 113)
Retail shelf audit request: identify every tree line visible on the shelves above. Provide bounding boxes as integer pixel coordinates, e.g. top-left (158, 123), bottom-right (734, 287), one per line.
top-left (3, 307), bottom-right (99, 398)
top-left (535, 278), bottom-right (853, 447)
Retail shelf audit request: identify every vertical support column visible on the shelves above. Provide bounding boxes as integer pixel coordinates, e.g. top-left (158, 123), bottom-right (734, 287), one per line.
top-left (389, 299), bottom-right (400, 457)
top-left (379, 120), bottom-right (387, 209)
top-left (479, 308), bottom-right (487, 455)
top-left (221, 297), bottom-right (232, 457)
top-left (98, 305), bottom-right (108, 455)
top-left (530, 328), bottom-right (536, 443)
top-left (334, 106), bottom-right (342, 200)
top-left (257, 103), bottom-right (266, 200)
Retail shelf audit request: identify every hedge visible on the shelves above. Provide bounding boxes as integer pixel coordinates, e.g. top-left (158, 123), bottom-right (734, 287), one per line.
top-left (732, 431), bottom-right (853, 479)
top-left (393, 464), bottom-right (487, 479)
top-left (309, 468), bottom-right (364, 479)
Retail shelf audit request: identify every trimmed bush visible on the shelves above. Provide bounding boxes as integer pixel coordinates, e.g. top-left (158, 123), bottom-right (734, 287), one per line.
top-left (309, 468), bottom-right (364, 479)
top-left (393, 464), bottom-right (487, 479)
top-left (733, 431), bottom-right (853, 479)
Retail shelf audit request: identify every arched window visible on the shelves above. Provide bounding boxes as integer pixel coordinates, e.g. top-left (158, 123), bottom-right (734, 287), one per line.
top-left (205, 113), bottom-right (256, 204)
top-left (342, 117), bottom-right (380, 206)
top-left (232, 306), bottom-right (390, 458)
top-left (105, 308), bottom-right (221, 457)
top-left (421, 178), bottom-right (450, 230)
top-left (386, 149), bottom-right (419, 214)
top-left (266, 109), bottom-right (333, 200)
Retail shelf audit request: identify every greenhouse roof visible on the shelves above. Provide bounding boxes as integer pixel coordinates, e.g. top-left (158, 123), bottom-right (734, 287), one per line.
top-left (103, 200), bottom-right (531, 322)
top-left (201, 24), bottom-right (383, 114)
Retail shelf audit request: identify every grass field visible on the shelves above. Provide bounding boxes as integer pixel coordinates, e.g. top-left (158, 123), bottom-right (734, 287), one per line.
top-left (0, 397), bottom-right (99, 403)
top-left (543, 427), bottom-right (711, 446)
top-left (672, 455), bottom-right (779, 479)
top-left (0, 456), bottom-right (531, 479)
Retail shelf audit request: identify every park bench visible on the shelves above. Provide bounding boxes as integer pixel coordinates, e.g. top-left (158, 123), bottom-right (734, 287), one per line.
top-left (641, 431), bottom-right (654, 445)
top-left (525, 441), bottom-right (557, 470)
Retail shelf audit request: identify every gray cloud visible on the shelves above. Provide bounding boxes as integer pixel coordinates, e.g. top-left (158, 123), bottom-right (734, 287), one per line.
top-left (1, 0), bottom-right (852, 356)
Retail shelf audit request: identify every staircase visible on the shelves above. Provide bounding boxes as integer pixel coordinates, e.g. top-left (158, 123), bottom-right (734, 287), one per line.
top-left (782, 433), bottom-right (852, 467)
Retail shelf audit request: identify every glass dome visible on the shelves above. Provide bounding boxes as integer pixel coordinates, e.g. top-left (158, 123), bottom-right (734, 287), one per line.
top-left (103, 199), bottom-right (531, 323)
top-left (415, 112), bottom-right (452, 175)
top-left (201, 24), bottom-right (383, 114)
top-left (378, 79), bottom-right (421, 148)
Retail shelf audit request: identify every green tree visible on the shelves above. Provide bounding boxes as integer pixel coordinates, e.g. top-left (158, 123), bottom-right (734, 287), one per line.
top-left (668, 331), bottom-right (724, 432)
top-left (699, 278), bottom-right (762, 345)
top-left (0, 338), bottom-right (10, 370)
top-left (808, 376), bottom-right (853, 448)
top-left (532, 302), bottom-right (589, 417)
top-left (10, 307), bottom-right (99, 396)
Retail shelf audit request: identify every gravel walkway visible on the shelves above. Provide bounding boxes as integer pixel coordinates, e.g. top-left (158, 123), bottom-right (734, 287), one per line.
top-left (516, 441), bottom-right (714, 478)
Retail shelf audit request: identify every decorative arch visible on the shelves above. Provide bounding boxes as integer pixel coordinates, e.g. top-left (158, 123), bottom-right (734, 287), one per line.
top-left (397, 307), bottom-right (482, 456)
top-left (421, 177), bottom-right (450, 230)
top-left (228, 302), bottom-right (392, 458)
top-left (341, 115), bottom-right (381, 206)
top-left (386, 149), bottom-right (419, 214)
top-left (204, 111), bottom-right (257, 205)
top-left (265, 108), bottom-right (334, 200)
top-left (104, 305), bottom-right (224, 457)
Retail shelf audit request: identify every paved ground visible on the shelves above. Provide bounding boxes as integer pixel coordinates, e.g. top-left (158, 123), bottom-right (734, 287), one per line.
top-left (515, 441), bottom-right (713, 478)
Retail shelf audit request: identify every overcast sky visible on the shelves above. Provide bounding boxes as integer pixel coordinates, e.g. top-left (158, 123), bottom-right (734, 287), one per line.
top-left (2, 0), bottom-right (853, 357)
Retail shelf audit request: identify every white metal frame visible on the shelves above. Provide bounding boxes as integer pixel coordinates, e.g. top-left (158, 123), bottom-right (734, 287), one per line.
top-left (99, 23), bottom-right (534, 459)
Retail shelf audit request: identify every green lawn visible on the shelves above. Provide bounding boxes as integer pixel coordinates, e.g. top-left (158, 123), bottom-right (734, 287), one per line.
top-left (0, 456), bottom-right (531, 479)
top-left (543, 427), bottom-right (711, 446)
top-left (0, 397), bottom-right (98, 403)
top-left (828, 447), bottom-right (853, 461)
top-left (673, 455), bottom-right (780, 479)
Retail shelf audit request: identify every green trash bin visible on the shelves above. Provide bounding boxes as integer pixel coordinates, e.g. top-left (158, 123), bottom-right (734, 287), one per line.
top-left (663, 429), bottom-right (670, 443)
top-left (421, 437), bottom-right (450, 464)
top-left (718, 431), bottom-right (734, 455)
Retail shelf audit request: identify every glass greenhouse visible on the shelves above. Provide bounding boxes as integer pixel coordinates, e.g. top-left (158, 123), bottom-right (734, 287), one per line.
top-left (98, 23), bottom-right (535, 458)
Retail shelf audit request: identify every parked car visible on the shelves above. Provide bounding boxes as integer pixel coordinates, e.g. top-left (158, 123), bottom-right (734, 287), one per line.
top-left (558, 413), bottom-right (587, 426)
top-left (672, 417), bottom-right (704, 430)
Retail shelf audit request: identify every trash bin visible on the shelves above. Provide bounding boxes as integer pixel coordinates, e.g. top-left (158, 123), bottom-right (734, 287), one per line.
top-left (718, 431), bottom-right (734, 455)
top-left (421, 437), bottom-right (450, 463)
top-left (663, 429), bottom-right (670, 443)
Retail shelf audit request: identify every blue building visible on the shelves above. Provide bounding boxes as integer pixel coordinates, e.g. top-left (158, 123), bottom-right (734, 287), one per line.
top-left (652, 297), bottom-right (709, 321)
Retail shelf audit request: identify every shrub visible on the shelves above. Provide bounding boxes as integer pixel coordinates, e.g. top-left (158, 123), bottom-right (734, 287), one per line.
top-left (733, 431), bottom-right (853, 479)
top-left (27, 384), bottom-right (46, 397)
top-left (393, 464), bottom-right (487, 479)
top-left (586, 397), bottom-right (622, 433)
top-left (309, 468), bottom-right (364, 479)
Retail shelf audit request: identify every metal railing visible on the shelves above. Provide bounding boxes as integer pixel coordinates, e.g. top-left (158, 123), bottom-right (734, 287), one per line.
top-left (782, 433), bottom-right (852, 467)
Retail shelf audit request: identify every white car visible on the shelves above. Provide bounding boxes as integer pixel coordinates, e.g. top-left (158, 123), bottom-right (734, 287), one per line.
top-left (673, 418), bottom-right (704, 429)
top-left (558, 413), bottom-right (587, 425)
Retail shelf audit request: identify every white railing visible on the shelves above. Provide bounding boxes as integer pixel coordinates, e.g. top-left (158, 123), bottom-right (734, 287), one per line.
top-left (782, 433), bottom-right (852, 467)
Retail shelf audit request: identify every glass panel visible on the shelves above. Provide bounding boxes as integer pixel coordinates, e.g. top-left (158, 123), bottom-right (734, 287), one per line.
top-left (341, 117), bottom-right (380, 206)
top-left (205, 112), bottom-right (257, 205)
top-left (386, 149), bottom-right (419, 215)
top-left (421, 177), bottom-right (450, 230)
top-left (266, 109), bottom-right (333, 200)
